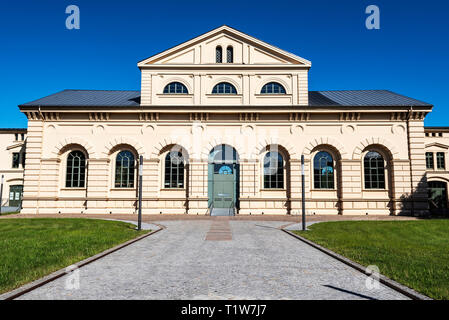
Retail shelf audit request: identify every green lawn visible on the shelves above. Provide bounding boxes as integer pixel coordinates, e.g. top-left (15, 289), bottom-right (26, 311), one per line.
top-left (0, 218), bottom-right (148, 294)
top-left (293, 220), bottom-right (449, 300)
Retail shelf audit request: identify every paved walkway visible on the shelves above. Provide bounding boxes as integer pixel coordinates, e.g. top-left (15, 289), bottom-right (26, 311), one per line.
top-left (18, 220), bottom-right (408, 300)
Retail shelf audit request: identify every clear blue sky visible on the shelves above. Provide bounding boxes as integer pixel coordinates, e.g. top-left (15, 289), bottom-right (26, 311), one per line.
top-left (1, 0), bottom-right (448, 128)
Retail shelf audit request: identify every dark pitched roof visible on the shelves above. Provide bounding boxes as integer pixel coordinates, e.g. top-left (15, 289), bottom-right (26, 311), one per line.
top-left (308, 90), bottom-right (432, 107)
top-left (19, 89), bottom-right (432, 108)
top-left (19, 90), bottom-right (140, 107)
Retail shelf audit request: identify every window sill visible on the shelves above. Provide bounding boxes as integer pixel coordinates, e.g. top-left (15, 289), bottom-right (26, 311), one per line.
top-left (311, 189), bottom-right (337, 191)
top-left (110, 188), bottom-right (135, 191)
top-left (362, 189), bottom-right (388, 192)
top-left (161, 188), bottom-right (186, 191)
top-left (260, 188), bottom-right (286, 191)
top-left (60, 188), bottom-right (86, 191)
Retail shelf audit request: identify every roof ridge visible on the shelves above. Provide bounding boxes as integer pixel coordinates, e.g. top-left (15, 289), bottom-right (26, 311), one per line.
top-left (63, 89), bottom-right (140, 92)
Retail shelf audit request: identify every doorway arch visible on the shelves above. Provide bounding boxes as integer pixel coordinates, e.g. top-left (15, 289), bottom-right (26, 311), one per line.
top-left (208, 144), bottom-right (239, 215)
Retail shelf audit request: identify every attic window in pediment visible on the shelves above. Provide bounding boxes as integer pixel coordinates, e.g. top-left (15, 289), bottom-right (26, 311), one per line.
top-left (163, 82), bottom-right (188, 94)
top-left (216, 46), bottom-right (223, 63)
top-left (212, 82), bottom-right (237, 94)
top-left (261, 82), bottom-right (286, 94)
top-left (226, 46), bottom-right (233, 63)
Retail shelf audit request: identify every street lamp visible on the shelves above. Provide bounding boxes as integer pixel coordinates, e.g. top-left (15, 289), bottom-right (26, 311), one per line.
top-left (301, 155), bottom-right (306, 231)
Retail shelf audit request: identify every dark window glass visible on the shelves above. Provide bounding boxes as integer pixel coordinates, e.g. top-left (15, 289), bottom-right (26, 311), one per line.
top-left (261, 82), bottom-right (286, 94)
top-left (314, 151), bottom-right (334, 189)
top-left (216, 46), bottom-right (222, 63)
top-left (12, 153), bottom-right (20, 168)
top-left (439, 132), bottom-right (443, 137)
top-left (437, 152), bottom-right (445, 169)
top-left (21, 133), bottom-right (25, 141)
top-left (164, 151), bottom-right (185, 188)
top-left (426, 152), bottom-right (434, 170)
top-left (364, 151), bottom-right (385, 189)
top-left (226, 46), bottom-right (233, 63)
top-left (163, 82), bottom-right (188, 94)
top-left (115, 151), bottom-right (135, 188)
top-left (212, 82), bottom-right (237, 94)
top-left (263, 151), bottom-right (284, 189)
top-left (66, 151), bottom-right (86, 188)
top-left (14, 133), bottom-right (18, 141)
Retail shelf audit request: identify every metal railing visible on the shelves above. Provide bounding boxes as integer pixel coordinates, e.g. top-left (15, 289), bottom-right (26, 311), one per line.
top-left (206, 201), bottom-right (214, 216)
top-left (228, 201), bottom-right (235, 216)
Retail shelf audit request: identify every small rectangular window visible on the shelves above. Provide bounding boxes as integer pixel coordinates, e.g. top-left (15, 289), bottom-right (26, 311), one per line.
top-left (12, 153), bottom-right (20, 168)
top-left (437, 152), bottom-right (445, 170)
top-left (439, 132), bottom-right (443, 137)
top-left (21, 133), bottom-right (25, 140)
top-left (14, 133), bottom-right (18, 141)
top-left (426, 152), bottom-right (434, 170)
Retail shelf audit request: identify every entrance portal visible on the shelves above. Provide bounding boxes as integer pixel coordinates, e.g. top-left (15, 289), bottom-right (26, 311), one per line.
top-left (208, 145), bottom-right (239, 216)
top-left (428, 180), bottom-right (448, 215)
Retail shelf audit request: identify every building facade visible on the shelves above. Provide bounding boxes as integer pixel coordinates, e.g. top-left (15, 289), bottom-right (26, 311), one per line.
top-left (17, 26), bottom-right (436, 216)
top-left (0, 128), bottom-right (26, 210)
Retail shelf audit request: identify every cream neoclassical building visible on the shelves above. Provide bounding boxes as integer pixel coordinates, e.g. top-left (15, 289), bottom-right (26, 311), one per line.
top-left (18, 25), bottom-right (435, 216)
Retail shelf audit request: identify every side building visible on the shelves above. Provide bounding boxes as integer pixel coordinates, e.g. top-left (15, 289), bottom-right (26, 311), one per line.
top-left (0, 128), bottom-right (26, 211)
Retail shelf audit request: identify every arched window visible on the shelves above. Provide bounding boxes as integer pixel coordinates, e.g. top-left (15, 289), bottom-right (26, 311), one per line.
top-left (263, 151), bottom-right (284, 189)
top-left (163, 82), bottom-right (188, 94)
top-left (314, 151), bottom-right (334, 189)
top-left (165, 151), bottom-right (185, 188)
top-left (216, 46), bottom-right (222, 63)
top-left (212, 82), bottom-right (237, 94)
top-left (364, 151), bottom-right (385, 189)
top-left (261, 82), bottom-right (286, 94)
top-left (115, 151), bottom-right (135, 188)
top-left (66, 151), bottom-right (86, 188)
top-left (226, 46), bottom-right (233, 63)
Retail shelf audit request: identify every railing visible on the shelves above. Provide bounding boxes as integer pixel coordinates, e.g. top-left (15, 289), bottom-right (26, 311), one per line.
top-left (228, 201), bottom-right (235, 216)
top-left (206, 201), bottom-right (214, 216)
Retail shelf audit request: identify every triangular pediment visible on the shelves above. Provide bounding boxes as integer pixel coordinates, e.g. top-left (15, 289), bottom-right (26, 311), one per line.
top-left (425, 142), bottom-right (449, 150)
top-left (138, 25), bottom-right (311, 67)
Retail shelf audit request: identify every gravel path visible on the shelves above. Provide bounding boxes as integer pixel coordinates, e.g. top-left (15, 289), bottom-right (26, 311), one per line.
top-left (18, 220), bottom-right (408, 300)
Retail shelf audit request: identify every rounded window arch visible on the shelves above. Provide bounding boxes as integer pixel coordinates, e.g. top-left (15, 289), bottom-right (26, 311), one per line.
top-left (261, 82), bottom-right (286, 94)
top-left (163, 82), bottom-right (188, 94)
top-left (313, 151), bottom-right (335, 189)
top-left (263, 151), bottom-right (284, 189)
top-left (226, 46), bottom-right (233, 63)
top-left (66, 150), bottom-right (86, 188)
top-left (212, 82), bottom-right (237, 94)
top-left (165, 150), bottom-right (185, 188)
top-left (364, 151), bottom-right (386, 189)
top-left (216, 46), bottom-right (223, 63)
top-left (115, 150), bottom-right (136, 188)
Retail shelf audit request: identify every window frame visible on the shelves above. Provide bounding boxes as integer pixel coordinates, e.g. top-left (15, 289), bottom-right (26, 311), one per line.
top-left (164, 151), bottom-right (185, 189)
top-left (363, 150), bottom-right (387, 190)
top-left (426, 152), bottom-right (434, 170)
top-left (436, 152), bottom-right (446, 170)
top-left (262, 151), bottom-right (285, 190)
top-left (163, 82), bottom-right (189, 95)
top-left (260, 82), bottom-right (287, 95)
top-left (216, 46), bottom-right (223, 63)
top-left (226, 46), bottom-right (233, 63)
top-left (65, 150), bottom-right (87, 188)
top-left (211, 82), bottom-right (238, 95)
top-left (114, 150), bottom-right (136, 188)
top-left (12, 152), bottom-right (20, 169)
top-left (313, 151), bottom-right (335, 190)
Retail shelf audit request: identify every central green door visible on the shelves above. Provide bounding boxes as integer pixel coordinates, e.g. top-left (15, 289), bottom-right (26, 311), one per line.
top-left (213, 169), bottom-right (235, 209)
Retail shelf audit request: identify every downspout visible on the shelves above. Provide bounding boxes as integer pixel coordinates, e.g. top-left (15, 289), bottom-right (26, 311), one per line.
top-left (406, 106), bottom-right (415, 216)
